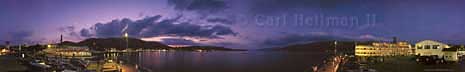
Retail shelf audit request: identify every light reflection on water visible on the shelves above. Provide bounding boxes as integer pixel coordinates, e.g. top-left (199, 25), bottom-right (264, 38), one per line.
top-left (109, 51), bottom-right (328, 72)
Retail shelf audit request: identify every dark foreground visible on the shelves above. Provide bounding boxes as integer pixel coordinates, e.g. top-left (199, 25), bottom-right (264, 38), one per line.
top-left (340, 56), bottom-right (465, 72)
top-left (0, 55), bottom-right (28, 72)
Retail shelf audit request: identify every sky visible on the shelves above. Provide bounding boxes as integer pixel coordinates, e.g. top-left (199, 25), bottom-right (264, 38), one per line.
top-left (1, 0), bottom-right (465, 49)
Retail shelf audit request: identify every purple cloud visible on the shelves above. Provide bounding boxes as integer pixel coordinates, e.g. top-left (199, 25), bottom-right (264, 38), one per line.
top-left (78, 15), bottom-right (237, 39)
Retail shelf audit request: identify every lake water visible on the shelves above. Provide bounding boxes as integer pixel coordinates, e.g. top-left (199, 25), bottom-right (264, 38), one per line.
top-left (110, 51), bottom-right (329, 72)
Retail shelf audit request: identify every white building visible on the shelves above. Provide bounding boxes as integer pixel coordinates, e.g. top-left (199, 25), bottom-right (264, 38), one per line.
top-left (442, 48), bottom-right (458, 62)
top-left (415, 40), bottom-right (450, 56)
top-left (460, 49), bottom-right (465, 57)
top-left (415, 40), bottom-right (458, 62)
top-left (454, 45), bottom-right (465, 57)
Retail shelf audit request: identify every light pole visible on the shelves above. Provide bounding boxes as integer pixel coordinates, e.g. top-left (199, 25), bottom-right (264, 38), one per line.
top-left (124, 32), bottom-right (129, 49)
top-left (334, 40), bottom-right (338, 55)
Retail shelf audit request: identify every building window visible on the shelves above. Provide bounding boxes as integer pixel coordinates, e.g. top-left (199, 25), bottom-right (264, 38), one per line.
top-left (425, 45), bottom-right (431, 49)
top-left (432, 45), bottom-right (439, 49)
top-left (417, 46), bottom-right (423, 49)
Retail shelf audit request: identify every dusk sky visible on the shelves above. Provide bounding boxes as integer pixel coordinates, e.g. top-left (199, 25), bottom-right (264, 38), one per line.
top-left (1, 0), bottom-right (465, 49)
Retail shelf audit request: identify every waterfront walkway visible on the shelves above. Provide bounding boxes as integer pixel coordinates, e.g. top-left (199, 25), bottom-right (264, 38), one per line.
top-left (318, 56), bottom-right (344, 72)
top-left (307, 55), bottom-right (344, 72)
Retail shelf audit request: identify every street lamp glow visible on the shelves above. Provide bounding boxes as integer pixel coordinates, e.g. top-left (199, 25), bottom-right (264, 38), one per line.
top-left (196, 49), bottom-right (204, 52)
top-left (47, 44), bottom-right (52, 48)
top-left (124, 32), bottom-right (128, 38)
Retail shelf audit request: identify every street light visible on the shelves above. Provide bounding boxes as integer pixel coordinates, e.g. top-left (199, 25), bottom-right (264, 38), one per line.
top-left (123, 32), bottom-right (129, 48)
top-left (124, 32), bottom-right (128, 38)
top-left (334, 40), bottom-right (338, 55)
top-left (47, 44), bottom-right (52, 48)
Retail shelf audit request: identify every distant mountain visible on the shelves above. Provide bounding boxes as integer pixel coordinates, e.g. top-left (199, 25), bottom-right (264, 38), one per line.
top-left (262, 34), bottom-right (354, 47)
top-left (59, 41), bottom-right (80, 46)
top-left (58, 38), bottom-right (245, 51)
top-left (178, 46), bottom-right (247, 51)
top-left (259, 41), bottom-right (355, 53)
top-left (59, 38), bottom-right (171, 50)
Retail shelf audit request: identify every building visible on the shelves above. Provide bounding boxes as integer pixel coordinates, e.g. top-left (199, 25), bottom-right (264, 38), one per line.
top-left (459, 47), bottom-right (465, 57)
top-left (415, 40), bottom-right (458, 62)
top-left (355, 42), bottom-right (413, 56)
top-left (451, 45), bottom-right (465, 57)
top-left (442, 47), bottom-right (459, 62)
top-left (43, 45), bottom-right (92, 58)
top-left (414, 40), bottom-right (450, 56)
top-left (0, 48), bottom-right (9, 55)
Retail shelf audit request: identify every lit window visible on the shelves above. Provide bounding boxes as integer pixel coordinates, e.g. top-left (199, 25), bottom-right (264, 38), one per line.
top-left (417, 46), bottom-right (423, 49)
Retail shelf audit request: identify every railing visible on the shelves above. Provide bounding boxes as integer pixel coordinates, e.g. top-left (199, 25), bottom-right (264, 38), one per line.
top-left (305, 53), bottom-right (345, 72)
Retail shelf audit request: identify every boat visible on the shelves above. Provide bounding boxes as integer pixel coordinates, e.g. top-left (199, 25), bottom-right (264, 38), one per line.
top-left (29, 60), bottom-right (52, 68)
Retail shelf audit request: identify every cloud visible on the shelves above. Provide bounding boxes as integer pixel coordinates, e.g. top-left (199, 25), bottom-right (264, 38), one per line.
top-left (78, 15), bottom-right (237, 39)
top-left (357, 34), bottom-right (389, 41)
top-left (92, 20), bottom-right (128, 38)
top-left (6, 31), bottom-right (34, 44)
top-left (58, 26), bottom-right (82, 40)
top-left (58, 26), bottom-right (76, 32)
top-left (249, 0), bottom-right (319, 13)
top-left (168, 0), bottom-right (228, 13)
top-left (80, 29), bottom-right (93, 37)
top-left (159, 38), bottom-right (201, 45)
top-left (206, 18), bottom-right (234, 25)
top-left (247, 0), bottom-right (382, 15)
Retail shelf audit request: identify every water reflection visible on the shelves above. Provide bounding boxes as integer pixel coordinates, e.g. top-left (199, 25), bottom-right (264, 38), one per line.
top-left (106, 51), bottom-right (328, 72)
top-left (81, 51), bottom-right (465, 72)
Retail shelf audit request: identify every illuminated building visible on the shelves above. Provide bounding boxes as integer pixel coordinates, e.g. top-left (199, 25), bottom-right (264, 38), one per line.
top-left (355, 42), bottom-right (413, 56)
top-left (0, 48), bottom-right (9, 55)
top-left (43, 45), bottom-right (92, 58)
top-left (415, 40), bottom-right (458, 62)
top-left (442, 47), bottom-right (458, 62)
top-left (414, 40), bottom-right (450, 56)
top-left (459, 48), bottom-right (465, 57)
top-left (452, 45), bottom-right (465, 57)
